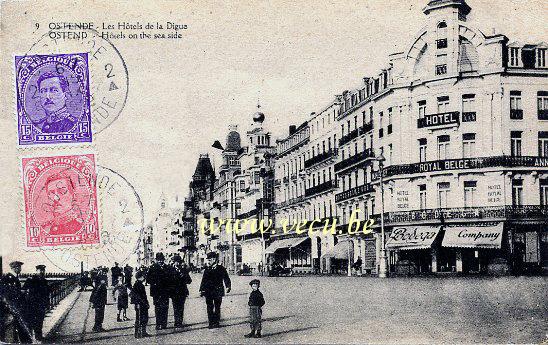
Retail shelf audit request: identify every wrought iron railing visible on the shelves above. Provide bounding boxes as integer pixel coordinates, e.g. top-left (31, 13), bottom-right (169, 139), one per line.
top-left (304, 149), bottom-right (338, 169)
top-left (334, 148), bottom-right (375, 172)
top-left (335, 183), bottom-right (374, 202)
top-left (305, 180), bottom-right (337, 197)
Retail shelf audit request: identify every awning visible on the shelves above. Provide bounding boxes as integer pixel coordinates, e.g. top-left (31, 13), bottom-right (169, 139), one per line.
top-left (322, 239), bottom-right (354, 259)
top-left (442, 223), bottom-right (503, 249)
top-left (265, 237), bottom-right (308, 254)
top-left (386, 226), bottom-right (441, 250)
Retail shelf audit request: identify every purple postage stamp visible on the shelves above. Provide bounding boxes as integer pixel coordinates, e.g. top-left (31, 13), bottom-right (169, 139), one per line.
top-left (15, 53), bottom-right (92, 145)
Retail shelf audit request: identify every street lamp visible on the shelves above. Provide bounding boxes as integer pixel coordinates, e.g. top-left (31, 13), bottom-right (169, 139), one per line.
top-left (376, 152), bottom-right (388, 278)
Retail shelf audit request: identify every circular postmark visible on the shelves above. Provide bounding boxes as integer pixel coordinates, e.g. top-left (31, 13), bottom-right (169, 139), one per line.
top-left (17, 28), bottom-right (129, 137)
top-left (40, 165), bottom-right (144, 272)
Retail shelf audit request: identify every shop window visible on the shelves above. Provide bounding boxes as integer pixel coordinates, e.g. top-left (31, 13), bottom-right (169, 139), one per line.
top-left (437, 135), bottom-right (450, 160)
top-left (512, 179), bottom-right (523, 206)
top-left (537, 91), bottom-right (548, 120)
top-left (464, 181), bottom-right (477, 207)
top-left (511, 131), bottom-right (522, 156)
top-left (419, 184), bottom-right (427, 210)
top-left (437, 182), bottom-right (450, 208)
top-left (540, 179), bottom-right (548, 206)
top-left (419, 138), bottom-right (427, 162)
top-left (462, 133), bottom-right (476, 158)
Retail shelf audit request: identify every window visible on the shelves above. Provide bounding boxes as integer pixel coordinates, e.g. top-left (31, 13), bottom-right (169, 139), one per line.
top-left (388, 144), bottom-right (393, 165)
top-left (537, 48), bottom-right (546, 68)
top-left (538, 91), bottom-right (548, 120)
top-left (509, 47), bottom-right (519, 66)
top-left (436, 22), bottom-right (447, 49)
top-left (418, 100), bottom-right (426, 118)
top-left (388, 107), bottom-right (393, 134)
top-left (437, 96), bottom-right (450, 112)
top-left (539, 132), bottom-right (548, 157)
top-left (512, 179), bottom-right (523, 206)
top-left (511, 131), bottom-right (522, 156)
top-left (419, 138), bottom-right (427, 162)
top-left (379, 112), bottom-right (384, 138)
top-left (419, 184), bottom-right (427, 210)
top-left (239, 180), bottom-right (245, 191)
top-left (464, 181), bottom-right (477, 207)
top-left (462, 94), bottom-right (476, 121)
top-left (437, 135), bottom-right (450, 160)
top-left (510, 91), bottom-right (523, 119)
top-left (436, 64), bottom-right (447, 75)
top-left (341, 123), bottom-right (345, 137)
top-left (540, 179), bottom-right (548, 206)
top-left (462, 133), bottom-right (476, 158)
top-left (369, 107), bottom-right (374, 123)
top-left (437, 182), bottom-right (450, 208)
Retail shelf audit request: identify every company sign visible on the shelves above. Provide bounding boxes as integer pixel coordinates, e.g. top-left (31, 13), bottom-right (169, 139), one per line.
top-left (442, 224), bottom-right (503, 249)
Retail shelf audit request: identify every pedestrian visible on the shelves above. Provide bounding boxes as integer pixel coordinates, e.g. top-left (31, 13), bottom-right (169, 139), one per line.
top-left (112, 276), bottom-right (129, 322)
top-left (22, 264), bottom-right (50, 342)
top-left (111, 262), bottom-right (122, 287)
top-left (131, 270), bottom-right (151, 338)
top-left (147, 252), bottom-right (170, 330)
top-left (245, 279), bottom-right (265, 338)
top-left (1, 261), bottom-right (32, 343)
top-left (169, 255), bottom-right (192, 328)
top-left (89, 274), bottom-right (108, 332)
top-left (199, 252), bottom-right (231, 329)
top-left (124, 264), bottom-right (133, 287)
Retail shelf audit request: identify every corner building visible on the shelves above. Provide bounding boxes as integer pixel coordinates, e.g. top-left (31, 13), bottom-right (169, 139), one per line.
top-left (336, 0), bottom-right (547, 275)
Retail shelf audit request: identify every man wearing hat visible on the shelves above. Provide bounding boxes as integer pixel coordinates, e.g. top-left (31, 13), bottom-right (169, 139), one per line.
top-left (89, 273), bottom-right (108, 332)
top-left (169, 254), bottom-right (192, 328)
top-left (1, 261), bottom-right (32, 343)
top-left (199, 252), bottom-right (231, 328)
top-left (23, 265), bottom-right (51, 341)
top-left (147, 252), bottom-right (170, 329)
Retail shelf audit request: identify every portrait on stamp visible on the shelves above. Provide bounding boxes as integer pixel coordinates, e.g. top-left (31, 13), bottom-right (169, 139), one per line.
top-left (15, 53), bottom-right (92, 145)
top-left (22, 154), bottom-right (99, 247)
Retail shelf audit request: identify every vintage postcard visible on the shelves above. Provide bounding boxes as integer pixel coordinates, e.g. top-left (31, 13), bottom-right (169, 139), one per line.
top-left (0, 0), bottom-right (546, 344)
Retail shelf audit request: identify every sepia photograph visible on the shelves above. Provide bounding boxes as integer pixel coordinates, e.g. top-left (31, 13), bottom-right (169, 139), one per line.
top-left (0, 0), bottom-right (546, 344)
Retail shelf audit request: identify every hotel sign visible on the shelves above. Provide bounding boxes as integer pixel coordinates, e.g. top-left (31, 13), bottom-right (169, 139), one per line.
top-left (417, 111), bottom-right (459, 128)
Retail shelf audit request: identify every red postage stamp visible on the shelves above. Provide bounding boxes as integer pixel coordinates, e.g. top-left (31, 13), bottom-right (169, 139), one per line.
top-left (22, 154), bottom-right (99, 247)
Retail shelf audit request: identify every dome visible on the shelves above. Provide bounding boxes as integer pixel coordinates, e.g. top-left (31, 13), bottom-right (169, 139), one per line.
top-left (225, 130), bottom-right (241, 152)
top-left (253, 111), bottom-right (265, 123)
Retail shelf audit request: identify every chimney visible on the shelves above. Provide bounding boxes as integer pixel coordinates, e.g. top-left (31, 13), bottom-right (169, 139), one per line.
top-left (289, 125), bottom-right (297, 135)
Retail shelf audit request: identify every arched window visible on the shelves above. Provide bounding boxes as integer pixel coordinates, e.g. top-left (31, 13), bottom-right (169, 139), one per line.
top-left (437, 21), bottom-right (448, 49)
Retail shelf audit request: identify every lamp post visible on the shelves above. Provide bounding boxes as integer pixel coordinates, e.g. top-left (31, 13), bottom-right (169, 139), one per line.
top-left (376, 152), bottom-right (388, 278)
top-left (347, 238), bottom-right (352, 277)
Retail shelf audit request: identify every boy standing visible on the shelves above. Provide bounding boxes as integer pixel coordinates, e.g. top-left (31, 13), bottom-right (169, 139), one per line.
top-left (245, 279), bottom-right (265, 338)
top-left (131, 271), bottom-right (151, 338)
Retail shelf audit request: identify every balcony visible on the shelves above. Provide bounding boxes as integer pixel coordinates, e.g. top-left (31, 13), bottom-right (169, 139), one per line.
top-left (361, 121), bottom-right (374, 133)
top-left (371, 205), bottom-right (548, 226)
top-left (538, 109), bottom-right (548, 120)
top-left (339, 128), bottom-right (360, 146)
top-left (462, 111), bottom-right (477, 122)
top-left (305, 180), bottom-right (336, 198)
top-left (334, 148), bottom-right (375, 172)
top-left (510, 109), bottom-right (523, 120)
top-left (371, 155), bottom-right (548, 180)
top-left (417, 111), bottom-right (459, 128)
top-left (304, 149), bottom-right (338, 169)
top-left (335, 183), bottom-right (374, 202)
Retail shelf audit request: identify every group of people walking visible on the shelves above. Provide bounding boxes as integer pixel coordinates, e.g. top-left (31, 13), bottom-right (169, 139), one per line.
top-left (0, 261), bottom-right (50, 343)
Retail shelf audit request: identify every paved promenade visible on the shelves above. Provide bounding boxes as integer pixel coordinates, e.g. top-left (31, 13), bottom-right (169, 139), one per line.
top-left (49, 274), bottom-right (548, 344)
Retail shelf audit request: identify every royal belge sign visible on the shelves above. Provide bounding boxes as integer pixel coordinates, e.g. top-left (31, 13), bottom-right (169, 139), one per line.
top-left (442, 224), bottom-right (504, 249)
top-left (386, 226), bottom-right (441, 250)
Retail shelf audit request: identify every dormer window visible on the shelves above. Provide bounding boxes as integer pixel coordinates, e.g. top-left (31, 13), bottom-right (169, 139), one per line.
top-left (509, 47), bottom-right (520, 66)
top-left (537, 48), bottom-right (546, 68)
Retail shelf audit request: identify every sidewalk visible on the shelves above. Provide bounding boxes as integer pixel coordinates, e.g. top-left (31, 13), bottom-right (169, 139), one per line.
top-left (43, 287), bottom-right (81, 340)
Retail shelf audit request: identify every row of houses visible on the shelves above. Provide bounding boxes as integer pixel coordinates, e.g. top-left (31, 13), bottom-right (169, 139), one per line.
top-left (155, 0), bottom-right (548, 276)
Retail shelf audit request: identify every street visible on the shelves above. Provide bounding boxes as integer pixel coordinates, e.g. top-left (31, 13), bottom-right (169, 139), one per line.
top-left (51, 274), bottom-right (548, 344)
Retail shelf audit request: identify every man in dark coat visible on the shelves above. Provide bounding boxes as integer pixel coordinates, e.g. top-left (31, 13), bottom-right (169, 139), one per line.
top-left (22, 265), bottom-right (50, 341)
top-left (131, 271), bottom-right (151, 338)
top-left (169, 255), bottom-right (192, 328)
top-left (147, 252), bottom-right (170, 330)
top-left (199, 252), bottom-right (231, 328)
top-left (1, 261), bottom-right (32, 343)
top-left (124, 264), bottom-right (133, 287)
top-left (89, 274), bottom-right (108, 332)
top-left (111, 262), bottom-right (122, 286)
